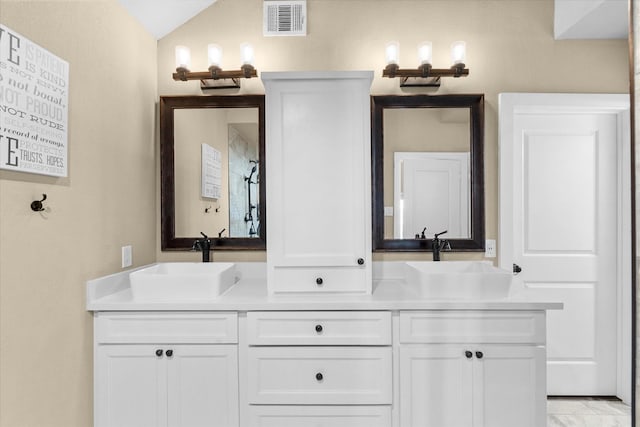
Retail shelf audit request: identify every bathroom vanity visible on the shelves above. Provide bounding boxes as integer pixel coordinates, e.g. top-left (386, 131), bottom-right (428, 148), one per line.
top-left (107, 72), bottom-right (561, 427)
top-left (87, 262), bottom-right (560, 427)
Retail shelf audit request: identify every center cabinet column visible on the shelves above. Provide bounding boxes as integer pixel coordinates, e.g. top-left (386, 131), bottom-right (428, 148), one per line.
top-left (263, 71), bottom-right (374, 295)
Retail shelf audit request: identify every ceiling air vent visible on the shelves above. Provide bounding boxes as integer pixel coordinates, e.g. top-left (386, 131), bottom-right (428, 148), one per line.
top-left (263, 0), bottom-right (307, 36)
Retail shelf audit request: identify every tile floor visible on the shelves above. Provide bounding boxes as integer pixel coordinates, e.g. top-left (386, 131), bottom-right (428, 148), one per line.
top-left (547, 397), bottom-right (632, 427)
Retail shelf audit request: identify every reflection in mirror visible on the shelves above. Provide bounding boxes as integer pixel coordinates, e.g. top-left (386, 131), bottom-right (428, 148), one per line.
top-left (160, 95), bottom-right (265, 251)
top-left (384, 108), bottom-right (470, 239)
top-left (372, 95), bottom-right (484, 252)
top-left (174, 108), bottom-right (259, 238)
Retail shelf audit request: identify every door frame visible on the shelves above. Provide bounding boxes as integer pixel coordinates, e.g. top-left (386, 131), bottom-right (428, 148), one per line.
top-left (498, 93), bottom-right (632, 403)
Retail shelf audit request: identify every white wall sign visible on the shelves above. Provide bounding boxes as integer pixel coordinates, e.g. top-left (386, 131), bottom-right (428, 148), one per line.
top-left (0, 24), bottom-right (69, 177)
top-left (201, 143), bottom-right (222, 199)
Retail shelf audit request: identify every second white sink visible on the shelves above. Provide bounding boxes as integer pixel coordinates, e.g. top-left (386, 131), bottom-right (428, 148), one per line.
top-left (129, 262), bottom-right (236, 301)
top-left (404, 261), bottom-right (512, 299)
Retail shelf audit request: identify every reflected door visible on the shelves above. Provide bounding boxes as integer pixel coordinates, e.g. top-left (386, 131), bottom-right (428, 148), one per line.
top-left (394, 152), bottom-right (469, 239)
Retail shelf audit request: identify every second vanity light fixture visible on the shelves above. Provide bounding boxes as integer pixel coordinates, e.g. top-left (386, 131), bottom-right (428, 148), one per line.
top-left (173, 43), bottom-right (258, 89)
top-left (383, 41), bottom-right (469, 88)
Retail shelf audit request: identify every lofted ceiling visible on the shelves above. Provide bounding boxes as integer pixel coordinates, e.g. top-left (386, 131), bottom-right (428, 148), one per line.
top-left (117, 0), bottom-right (217, 39)
top-left (117, 0), bottom-right (628, 41)
top-left (554, 0), bottom-right (628, 39)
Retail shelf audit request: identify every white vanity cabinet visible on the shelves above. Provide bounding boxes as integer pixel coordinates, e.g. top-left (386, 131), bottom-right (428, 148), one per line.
top-left (263, 71), bottom-right (374, 295)
top-left (245, 311), bottom-right (392, 426)
top-left (398, 311), bottom-right (547, 427)
top-left (93, 312), bottom-right (239, 427)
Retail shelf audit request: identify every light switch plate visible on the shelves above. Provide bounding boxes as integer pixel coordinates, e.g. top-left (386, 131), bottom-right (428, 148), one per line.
top-left (485, 239), bottom-right (496, 258)
top-left (122, 245), bottom-right (132, 268)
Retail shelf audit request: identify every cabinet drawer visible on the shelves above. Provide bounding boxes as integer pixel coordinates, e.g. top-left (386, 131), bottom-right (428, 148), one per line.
top-left (247, 311), bottom-right (391, 345)
top-left (270, 267), bottom-right (368, 294)
top-left (247, 346), bottom-right (392, 404)
top-left (94, 312), bottom-right (237, 344)
top-left (248, 405), bottom-right (391, 427)
top-left (399, 311), bottom-right (545, 344)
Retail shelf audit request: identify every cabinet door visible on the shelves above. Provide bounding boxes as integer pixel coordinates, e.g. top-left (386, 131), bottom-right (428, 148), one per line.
top-left (95, 345), bottom-right (166, 427)
top-left (473, 345), bottom-right (546, 427)
top-left (265, 73), bottom-right (372, 269)
top-left (399, 345), bottom-right (473, 427)
top-left (167, 345), bottom-right (238, 427)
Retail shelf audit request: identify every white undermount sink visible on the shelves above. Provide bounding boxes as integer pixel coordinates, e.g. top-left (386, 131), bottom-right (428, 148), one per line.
top-left (404, 261), bottom-right (512, 299)
top-left (129, 262), bottom-right (236, 301)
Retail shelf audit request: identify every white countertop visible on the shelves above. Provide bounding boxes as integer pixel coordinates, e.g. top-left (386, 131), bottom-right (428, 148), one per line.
top-left (86, 262), bottom-right (563, 312)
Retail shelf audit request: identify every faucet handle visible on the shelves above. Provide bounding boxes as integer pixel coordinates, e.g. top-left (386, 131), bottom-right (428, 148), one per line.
top-left (192, 240), bottom-right (202, 251)
top-left (434, 230), bottom-right (448, 239)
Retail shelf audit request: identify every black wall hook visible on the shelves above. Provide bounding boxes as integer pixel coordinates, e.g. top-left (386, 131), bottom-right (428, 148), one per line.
top-left (31, 194), bottom-right (47, 212)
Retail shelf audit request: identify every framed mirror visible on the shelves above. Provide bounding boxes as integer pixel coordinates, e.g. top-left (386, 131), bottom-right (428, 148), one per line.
top-left (160, 95), bottom-right (266, 250)
top-left (371, 94), bottom-right (484, 251)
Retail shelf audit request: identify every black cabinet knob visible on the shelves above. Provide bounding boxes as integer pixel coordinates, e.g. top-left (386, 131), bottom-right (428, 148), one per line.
top-left (465, 351), bottom-right (473, 359)
top-left (166, 349), bottom-right (174, 357)
top-left (315, 372), bottom-right (323, 381)
top-left (357, 258), bottom-right (365, 265)
top-left (475, 351), bottom-right (484, 359)
top-left (316, 277), bottom-right (323, 285)
top-left (315, 324), bottom-right (323, 333)
top-left (155, 349), bottom-right (163, 357)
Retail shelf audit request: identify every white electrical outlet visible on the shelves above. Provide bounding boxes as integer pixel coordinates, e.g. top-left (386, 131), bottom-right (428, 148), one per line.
top-left (122, 245), bottom-right (132, 268)
top-left (485, 239), bottom-right (496, 258)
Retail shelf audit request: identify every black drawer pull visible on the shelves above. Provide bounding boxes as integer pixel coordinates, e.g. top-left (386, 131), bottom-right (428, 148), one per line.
top-left (475, 351), bottom-right (484, 359)
top-left (155, 349), bottom-right (163, 357)
top-left (316, 277), bottom-right (323, 285)
top-left (315, 324), bottom-right (323, 333)
top-left (316, 372), bottom-right (323, 381)
top-left (357, 258), bottom-right (365, 265)
top-left (465, 351), bottom-right (473, 359)
top-left (166, 349), bottom-right (174, 357)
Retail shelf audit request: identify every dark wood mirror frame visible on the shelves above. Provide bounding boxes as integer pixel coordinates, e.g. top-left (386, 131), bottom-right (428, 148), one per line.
top-left (371, 94), bottom-right (485, 252)
top-left (160, 95), bottom-right (266, 251)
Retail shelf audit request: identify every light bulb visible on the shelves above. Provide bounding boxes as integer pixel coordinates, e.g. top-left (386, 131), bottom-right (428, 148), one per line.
top-left (240, 43), bottom-right (254, 66)
top-left (175, 45), bottom-right (191, 70)
top-left (207, 44), bottom-right (222, 68)
top-left (418, 41), bottom-right (432, 65)
top-left (451, 41), bottom-right (466, 65)
top-left (385, 41), bottom-right (400, 65)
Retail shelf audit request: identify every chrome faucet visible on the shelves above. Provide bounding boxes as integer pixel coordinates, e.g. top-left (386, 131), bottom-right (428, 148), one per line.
top-left (432, 230), bottom-right (450, 261)
top-left (192, 232), bottom-right (213, 262)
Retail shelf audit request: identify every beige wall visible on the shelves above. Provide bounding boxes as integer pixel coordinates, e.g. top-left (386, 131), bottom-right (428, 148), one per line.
top-left (157, 0), bottom-right (628, 263)
top-left (0, 1), bottom-right (157, 426)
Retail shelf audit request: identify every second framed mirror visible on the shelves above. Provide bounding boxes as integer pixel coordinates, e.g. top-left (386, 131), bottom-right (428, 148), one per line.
top-left (371, 94), bottom-right (485, 252)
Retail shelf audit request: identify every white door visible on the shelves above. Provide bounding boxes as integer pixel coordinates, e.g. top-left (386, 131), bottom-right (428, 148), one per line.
top-left (499, 93), bottom-right (629, 395)
top-left (264, 73), bottom-right (372, 268)
top-left (474, 345), bottom-right (546, 427)
top-left (167, 345), bottom-right (238, 427)
top-left (399, 345), bottom-right (473, 427)
top-left (394, 152), bottom-right (470, 239)
top-left (95, 345), bottom-right (166, 427)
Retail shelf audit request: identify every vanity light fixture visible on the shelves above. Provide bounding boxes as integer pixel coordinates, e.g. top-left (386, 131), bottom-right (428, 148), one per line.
top-left (173, 43), bottom-right (258, 90)
top-left (383, 40), bottom-right (469, 88)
